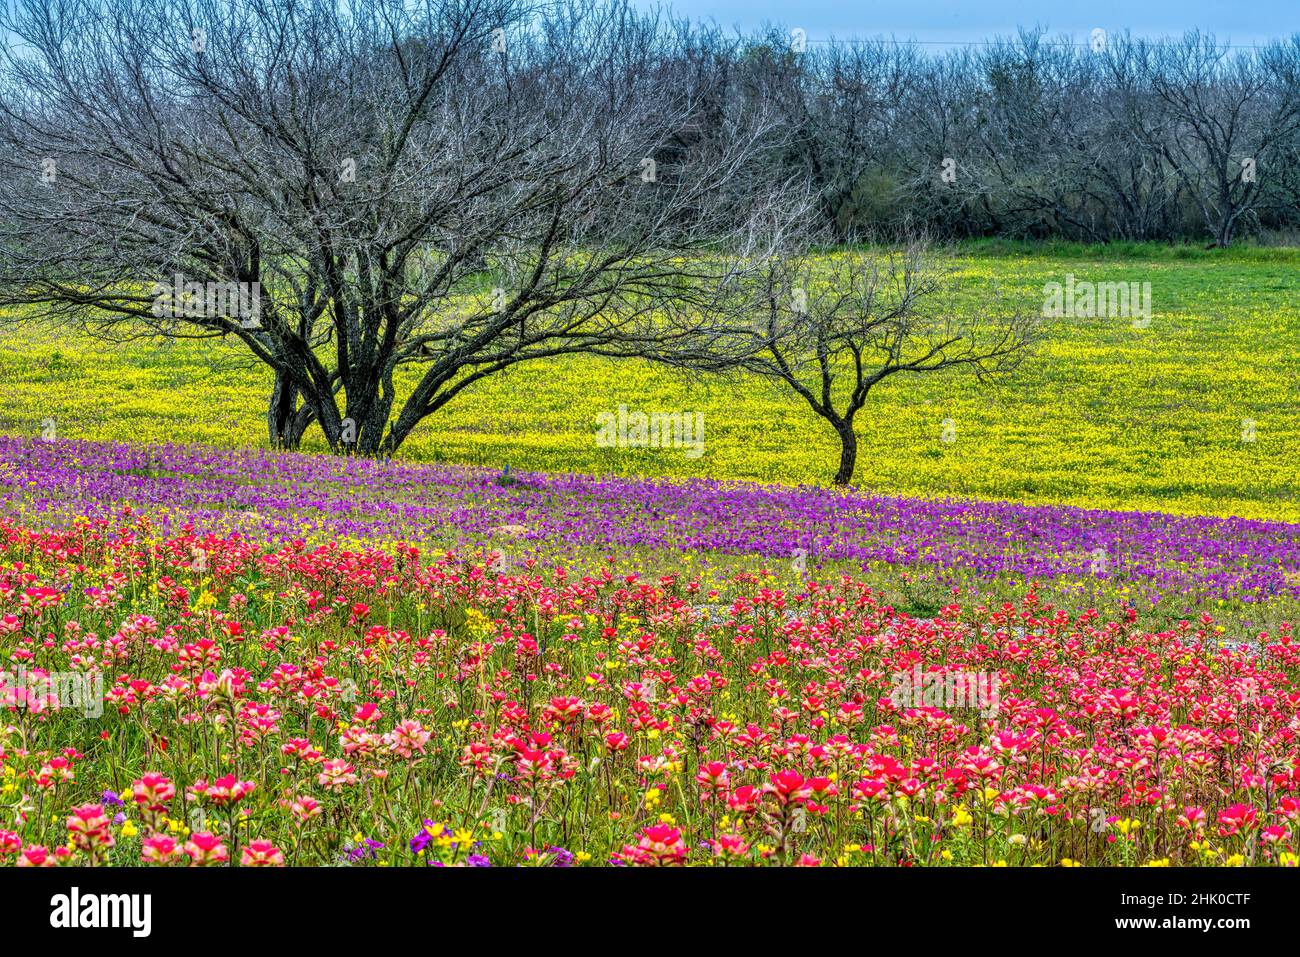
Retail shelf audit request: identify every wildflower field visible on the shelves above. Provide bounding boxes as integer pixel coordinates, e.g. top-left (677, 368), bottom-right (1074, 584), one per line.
top-left (3, 244), bottom-right (1298, 520)
top-left (2, 429), bottom-right (1300, 868)
top-left (1, 245), bottom-right (1299, 870)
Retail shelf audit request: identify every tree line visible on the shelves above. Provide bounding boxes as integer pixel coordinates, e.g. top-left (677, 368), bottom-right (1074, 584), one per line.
top-left (701, 25), bottom-right (1300, 246)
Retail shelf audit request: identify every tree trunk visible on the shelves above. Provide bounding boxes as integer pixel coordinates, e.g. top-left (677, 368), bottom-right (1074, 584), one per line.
top-left (832, 420), bottom-right (858, 486)
top-left (352, 386), bottom-right (397, 456)
top-left (1216, 215), bottom-right (1235, 249)
top-left (379, 404), bottom-right (422, 457)
top-left (267, 372), bottom-right (299, 449)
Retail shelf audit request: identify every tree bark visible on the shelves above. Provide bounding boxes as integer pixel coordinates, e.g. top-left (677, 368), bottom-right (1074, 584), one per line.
top-left (832, 420), bottom-right (858, 486)
top-left (267, 371), bottom-right (299, 449)
top-left (352, 380), bottom-right (397, 456)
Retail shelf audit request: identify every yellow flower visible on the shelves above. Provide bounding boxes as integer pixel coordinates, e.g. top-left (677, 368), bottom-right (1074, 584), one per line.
top-left (120, 820), bottom-right (138, 838)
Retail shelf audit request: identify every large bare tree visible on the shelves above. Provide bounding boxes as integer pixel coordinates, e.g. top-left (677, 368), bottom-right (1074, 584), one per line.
top-left (0, 0), bottom-right (792, 453)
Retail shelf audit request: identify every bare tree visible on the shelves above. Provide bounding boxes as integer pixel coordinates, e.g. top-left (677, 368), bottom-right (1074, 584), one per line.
top-left (751, 36), bottom-right (916, 240)
top-left (0, 0), bottom-right (793, 454)
top-left (891, 47), bottom-right (985, 238)
top-left (1132, 33), bottom-right (1300, 247)
top-left (661, 240), bottom-right (1036, 485)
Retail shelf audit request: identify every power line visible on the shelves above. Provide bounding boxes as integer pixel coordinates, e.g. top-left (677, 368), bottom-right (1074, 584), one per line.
top-left (794, 36), bottom-right (1285, 50)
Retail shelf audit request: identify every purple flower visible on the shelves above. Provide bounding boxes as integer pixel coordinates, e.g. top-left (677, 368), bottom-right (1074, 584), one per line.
top-left (342, 838), bottom-right (385, 864)
top-left (547, 846), bottom-right (574, 867)
top-left (7, 435), bottom-right (1298, 611)
top-left (410, 819), bottom-right (447, 855)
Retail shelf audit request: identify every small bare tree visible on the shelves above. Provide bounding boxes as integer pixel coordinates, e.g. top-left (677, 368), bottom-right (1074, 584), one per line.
top-left (663, 241), bottom-right (1036, 485)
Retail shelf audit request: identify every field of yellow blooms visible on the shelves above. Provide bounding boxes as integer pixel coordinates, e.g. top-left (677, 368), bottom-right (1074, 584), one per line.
top-left (1, 242), bottom-right (1297, 520)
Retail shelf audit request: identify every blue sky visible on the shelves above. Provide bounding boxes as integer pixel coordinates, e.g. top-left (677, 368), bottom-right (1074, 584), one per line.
top-left (635, 0), bottom-right (1297, 46)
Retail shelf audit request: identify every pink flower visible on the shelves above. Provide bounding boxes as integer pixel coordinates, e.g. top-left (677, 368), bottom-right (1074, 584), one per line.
top-left (189, 775), bottom-right (255, 807)
top-left (617, 825), bottom-right (688, 866)
top-left (317, 759), bottom-right (358, 790)
top-left (240, 840), bottom-right (286, 867)
top-left (1217, 804), bottom-right (1259, 837)
top-left (17, 845), bottom-right (59, 867)
top-left (132, 772), bottom-right (176, 811)
top-left (184, 832), bottom-right (229, 866)
top-left (385, 720), bottom-right (431, 758)
top-left (290, 796), bottom-right (323, 822)
top-left (67, 804), bottom-right (114, 854)
top-left (142, 835), bottom-right (181, 865)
